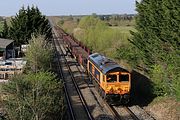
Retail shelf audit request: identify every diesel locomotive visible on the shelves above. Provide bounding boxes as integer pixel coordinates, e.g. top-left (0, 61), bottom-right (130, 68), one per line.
top-left (87, 53), bottom-right (131, 104)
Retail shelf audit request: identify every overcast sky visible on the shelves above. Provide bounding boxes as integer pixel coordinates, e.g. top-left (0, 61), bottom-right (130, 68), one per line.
top-left (0, 0), bottom-right (136, 16)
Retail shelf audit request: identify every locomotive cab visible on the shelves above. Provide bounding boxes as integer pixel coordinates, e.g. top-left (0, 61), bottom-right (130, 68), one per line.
top-left (105, 72), bottom-right (131, 104)
top-left (87, 53), bottom-right (131, 104)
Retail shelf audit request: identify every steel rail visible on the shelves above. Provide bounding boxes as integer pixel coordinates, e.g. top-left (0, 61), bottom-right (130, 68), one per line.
top-left (124, 107), bottom-right (140, 120)
top-left (54, 28), bottom-right (94, 120)
top-left (52, 30), bottom-right (76, 120)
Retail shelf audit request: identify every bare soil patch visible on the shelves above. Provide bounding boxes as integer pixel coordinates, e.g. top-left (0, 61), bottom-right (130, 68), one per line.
top-left (144, 97), bottom-right (180, 120)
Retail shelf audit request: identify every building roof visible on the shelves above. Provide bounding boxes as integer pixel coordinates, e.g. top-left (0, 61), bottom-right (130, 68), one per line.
top-left (0, 38), bottom-right (14, 49)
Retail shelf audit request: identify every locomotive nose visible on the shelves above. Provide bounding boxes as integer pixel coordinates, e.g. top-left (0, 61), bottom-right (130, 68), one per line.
top-left (107, 86), bottom-right (122, 94)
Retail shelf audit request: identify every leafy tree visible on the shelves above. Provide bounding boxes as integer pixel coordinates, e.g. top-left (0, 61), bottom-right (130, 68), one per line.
top-left (77, 16), bottom-right (108, 49)
top-left (2, 72), bottom-right (64, 120)
top-left (1, 20), bottom-right (9, 38)
top-left (9, 6), bottom-right (28, 46)
top-left (25, 35), bottom-right (53, 72)
top-left (75, 15), bottom-right (132, 56)
top-left (78, 16), bottom-right (100, 30)
top-left (9, 6), bottom-right (52, 47)
top-left (120, 0), bottom-right (180, 98)
top-left (116, 44), bottom-right (144, 68)
top-left (26, 6), bottom-right (52, 40)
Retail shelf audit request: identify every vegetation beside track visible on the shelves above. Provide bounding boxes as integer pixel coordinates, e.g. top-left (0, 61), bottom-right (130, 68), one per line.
top-left (0, 35), bottom-right (65, 120)
top-left (1, 36), bottom-right (65, 120)
top-left (58, 15), bottom-right (135, 61)
top-left (124, 0), bottom-right (180, 101)
top-left (0, 6), bottom-right (65, 120)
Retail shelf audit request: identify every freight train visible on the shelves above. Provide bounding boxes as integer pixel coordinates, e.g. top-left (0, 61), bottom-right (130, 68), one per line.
top-left (54, 26), bottom-right (131, 104)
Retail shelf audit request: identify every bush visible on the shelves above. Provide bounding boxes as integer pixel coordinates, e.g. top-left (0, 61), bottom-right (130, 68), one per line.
top-left (74, 16), bottom-right (132, 57)
top-left (25, 35), bottom-right (53, 72)
top-left (1, 72), bottom-right (65, 120)
top-left (115, 44), bottom-right (144, 68)
top-left (149, 64), bottom-right (179, 98)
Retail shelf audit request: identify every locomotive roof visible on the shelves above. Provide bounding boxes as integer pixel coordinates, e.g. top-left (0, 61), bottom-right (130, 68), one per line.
top-left (88, 53), bottom-right (128, 74)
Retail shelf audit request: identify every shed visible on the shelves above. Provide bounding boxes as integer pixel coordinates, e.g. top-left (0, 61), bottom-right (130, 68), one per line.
top-left (0, 38), bottom-right (15, 59)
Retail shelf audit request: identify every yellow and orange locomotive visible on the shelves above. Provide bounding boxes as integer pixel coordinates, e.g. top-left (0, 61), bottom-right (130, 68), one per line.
top-left (87, 53), bottom-right (131, 104)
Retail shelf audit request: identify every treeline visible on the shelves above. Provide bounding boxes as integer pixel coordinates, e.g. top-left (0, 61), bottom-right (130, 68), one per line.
top-left (0, 6), bottom-right (52, 47)
top-left (117, 0), bottom-right (180, 100)
top-left (58, 13), bottom-right (135, 32)
top-left (0, 6), bottom-right (65, 120)
top-left (98, 14), bottom-right (135, 26)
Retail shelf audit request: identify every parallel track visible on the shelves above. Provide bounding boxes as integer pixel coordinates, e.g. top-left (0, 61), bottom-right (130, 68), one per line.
top-left (52, 33), bottom-right (75, 120)
top-left (52, 28), bottom-right (93, 120)
top-left (124, 107), bottom-right (139, 120)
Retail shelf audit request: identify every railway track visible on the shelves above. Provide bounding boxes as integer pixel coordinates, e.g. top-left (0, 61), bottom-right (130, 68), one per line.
top-left (124, 107), bottom-right (140, 120)
top-left (52, 29), bottom-right (93, 120)
top-left (49, 18), bottom-right (155, 120)
top-left (109, 106), bottom-right (139, 120)
top-left (52, 36), bottom-right (75, 120)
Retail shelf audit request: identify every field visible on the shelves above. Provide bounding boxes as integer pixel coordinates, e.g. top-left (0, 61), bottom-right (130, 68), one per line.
top-left (110, 26), bottom-right (136, 34)
top-left (109, 26), bottom-right (136, 45)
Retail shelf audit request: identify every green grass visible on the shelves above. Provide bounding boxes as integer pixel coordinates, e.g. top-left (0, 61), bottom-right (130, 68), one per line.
top-left (110, 26), bottom-right (136, 34)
